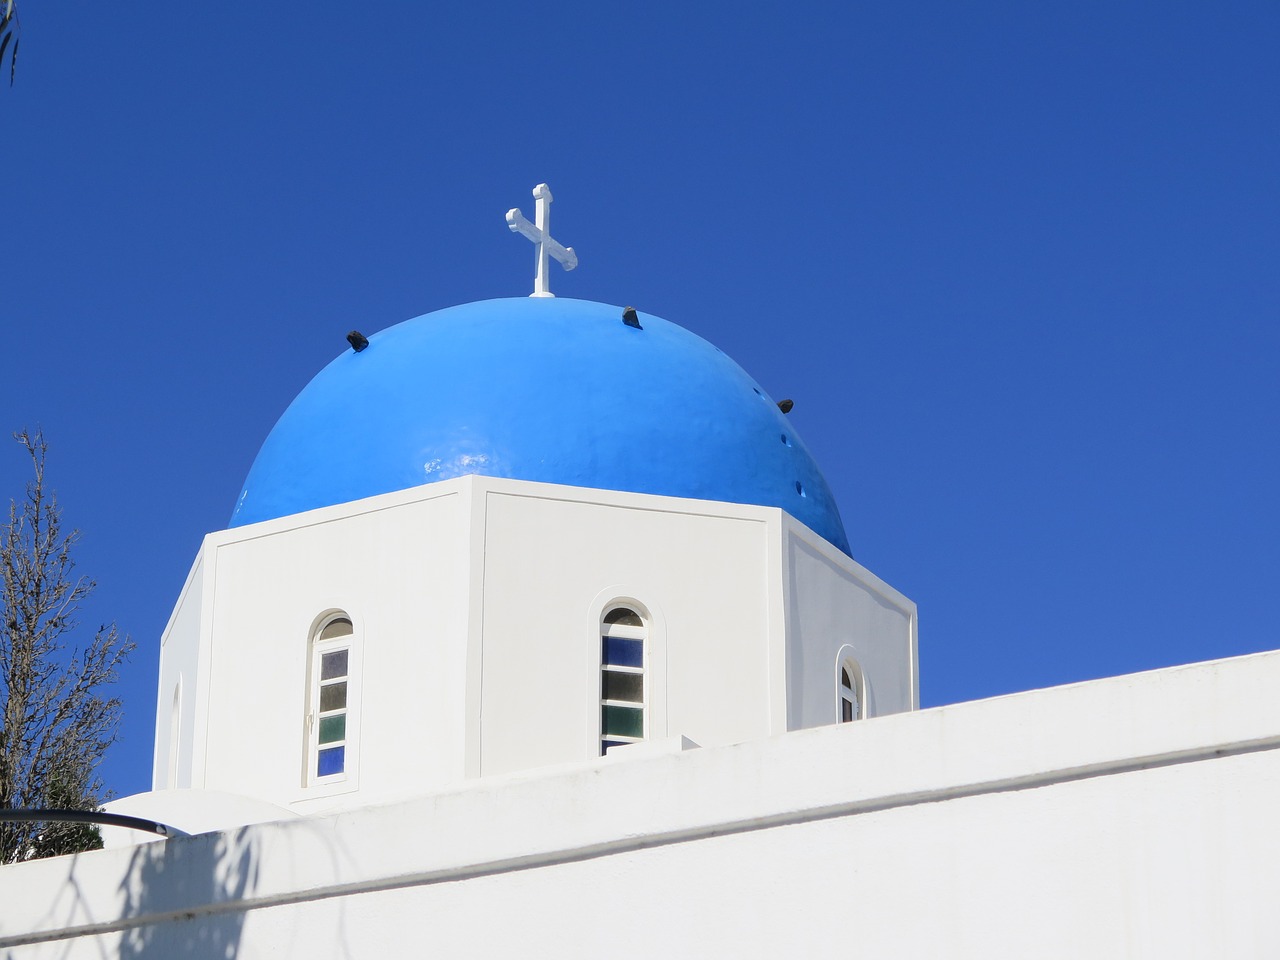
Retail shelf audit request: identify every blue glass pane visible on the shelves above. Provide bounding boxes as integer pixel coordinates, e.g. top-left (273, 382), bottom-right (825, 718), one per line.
top-left (601, 740), bottom-right (629, 755)
top-left (317, 746), bottom-right (345, 777)
top-left (602, 636), bottom-right (642, 667)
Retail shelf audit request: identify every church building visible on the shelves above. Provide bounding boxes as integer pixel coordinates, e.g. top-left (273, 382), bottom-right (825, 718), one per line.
top-left (0, 186), bottom-right (1275, 959)
top-left (153, 291), bottom-right (916, 814)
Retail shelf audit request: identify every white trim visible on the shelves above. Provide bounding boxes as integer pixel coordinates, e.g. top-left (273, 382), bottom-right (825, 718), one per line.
top-left (213, 475), bottom-right (774, 547)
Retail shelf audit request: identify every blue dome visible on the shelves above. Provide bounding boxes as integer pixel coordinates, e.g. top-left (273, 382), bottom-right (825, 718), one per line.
top-left (230, 298), bottom-right (850, 555)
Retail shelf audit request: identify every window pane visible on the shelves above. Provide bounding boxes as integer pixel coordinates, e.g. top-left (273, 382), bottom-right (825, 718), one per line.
top-left (602, 705), bottom-right (643, 738)
top-left (603, 608), bottom-right (643, 627)
top-left (319, 714), bottom-right (346, 745)
top-left (841, 667), bottom-right (852, 688)
top-left (321, 649), bottom-right (349, 680)
top-left (320, 681), bottom-right (348, 713)
top-left (317, 745), bottom-right (345, 777)
top-left (842, 697), bottom-right (854, 723)
top-left (602, 636), bottom-right (643, 668)
top-left (602, 670), bottom-right (643, 703)
top-left (319, 618), bottom-right (353, 641)
top-left (601, 740), bottom-right (630, 755)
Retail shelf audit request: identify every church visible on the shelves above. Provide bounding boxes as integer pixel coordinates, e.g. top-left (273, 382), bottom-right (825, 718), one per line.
top-left (1, 186), bottom-right (1276, 958)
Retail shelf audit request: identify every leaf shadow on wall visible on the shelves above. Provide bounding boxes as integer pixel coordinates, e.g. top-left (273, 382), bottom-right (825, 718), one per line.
top-left (115, 826), bottom-right (260, 958)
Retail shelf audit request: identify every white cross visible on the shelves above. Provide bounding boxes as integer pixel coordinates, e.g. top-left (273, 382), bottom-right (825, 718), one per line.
top-left (506, 183), bottom-right (578, 298)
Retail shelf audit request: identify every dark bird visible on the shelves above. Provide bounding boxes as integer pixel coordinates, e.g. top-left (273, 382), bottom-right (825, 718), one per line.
top-left (622, 306), bottom-right (642, 329)
top-left (777, 399), bottom-right (794, 414)
top-left (347, 330), bottom-right (369, 353)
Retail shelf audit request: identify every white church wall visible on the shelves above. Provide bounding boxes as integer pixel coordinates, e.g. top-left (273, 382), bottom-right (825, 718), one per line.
top-left (153, 475), bottom-right (917, 814)
top-left (153, 553), bottom-right (208, 790)
top-left (782, 516), bottom-right (918, 728)
top-left (6, 648), bottom-right (1279, 959)
top-left (185, 483), bottom-right (475, 814)
top-left (476, 481), bottom-right (779, 775)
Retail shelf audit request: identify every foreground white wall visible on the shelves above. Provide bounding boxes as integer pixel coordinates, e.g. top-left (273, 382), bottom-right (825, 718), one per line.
top-left (5, 649), bottom-right (1278, 959)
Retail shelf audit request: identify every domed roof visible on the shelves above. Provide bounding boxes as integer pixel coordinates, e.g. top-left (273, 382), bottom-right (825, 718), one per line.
top-left (229, 298), bottom-right (850, 555)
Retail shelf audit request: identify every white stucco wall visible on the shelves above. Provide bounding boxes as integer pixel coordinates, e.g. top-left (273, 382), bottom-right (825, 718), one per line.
top-left (209, 499), bottom-right (470, 811)
top-left (477, 487), bottom-right (777, 775)
top-left (152, 476), bottom-right (916, 815)
top-left (782, 517), bottom-right (919, 727)
top-left (5, 649), bottom-right (1279, 959)
top-left (156, 483), bottom-right (476, 814)
top-left (152, 555), bottom-right (204, 791)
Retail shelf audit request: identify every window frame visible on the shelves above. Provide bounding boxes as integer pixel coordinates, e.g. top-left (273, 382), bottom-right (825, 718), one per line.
top-left (599, 604), bottom-right (648, 756)
top-left (834, 646), bottom-right (866, 724)
top-left (304, 612), bottom-right (361, 790)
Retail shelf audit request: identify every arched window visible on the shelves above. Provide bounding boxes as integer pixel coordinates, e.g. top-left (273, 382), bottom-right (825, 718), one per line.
top-left (838, 657), bottom-right (863, 723)
top-left (308, 614), bottom-right (354, 783)
top-left (600, 606), bottom-right (646, 755)
top-left (166, 680), bottom-right (182, 789)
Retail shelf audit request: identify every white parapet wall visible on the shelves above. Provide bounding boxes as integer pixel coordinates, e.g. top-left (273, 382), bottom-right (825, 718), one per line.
top-left (3, 647), bottom-right (1279, 958)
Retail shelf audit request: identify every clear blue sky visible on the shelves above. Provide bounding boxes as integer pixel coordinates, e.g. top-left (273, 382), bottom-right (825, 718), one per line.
top-left (5, 2), bottom-right (1278, 798)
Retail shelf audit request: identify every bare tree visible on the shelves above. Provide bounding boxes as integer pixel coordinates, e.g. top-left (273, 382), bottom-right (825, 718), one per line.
top-left (0, 0), bottom-right (17, 86)
top-left (0, 430), bottom-right (134, 862)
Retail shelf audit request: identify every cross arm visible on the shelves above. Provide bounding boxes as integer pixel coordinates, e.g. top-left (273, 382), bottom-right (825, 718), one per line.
top-left (506, 209), bottom-right (578, 270)
top-left (545, 238), bottom-right (578, 271)
top-left (506, 208), bottom-right (538, 241)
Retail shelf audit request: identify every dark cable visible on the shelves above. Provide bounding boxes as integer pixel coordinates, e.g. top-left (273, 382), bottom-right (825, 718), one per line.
top-left (1, 809), bottom-right (189, 839)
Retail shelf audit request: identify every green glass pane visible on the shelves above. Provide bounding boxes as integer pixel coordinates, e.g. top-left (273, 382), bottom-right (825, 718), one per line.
top-left (602, 705), bottom-right (643, 738)
top-left (320, 681), bottom-right (347, 712)
top-left (602, 670), bottom-right (643, 703)
top-left (319, 714), bottom-right (346, 745)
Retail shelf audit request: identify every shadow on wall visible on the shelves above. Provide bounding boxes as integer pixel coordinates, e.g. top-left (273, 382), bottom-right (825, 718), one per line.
top-left (115, 827), bottom-right (259, 958)
top-left (13, 817), bottom-right (364, 958)
top-left (14, 828), bottom-right (260, 959)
